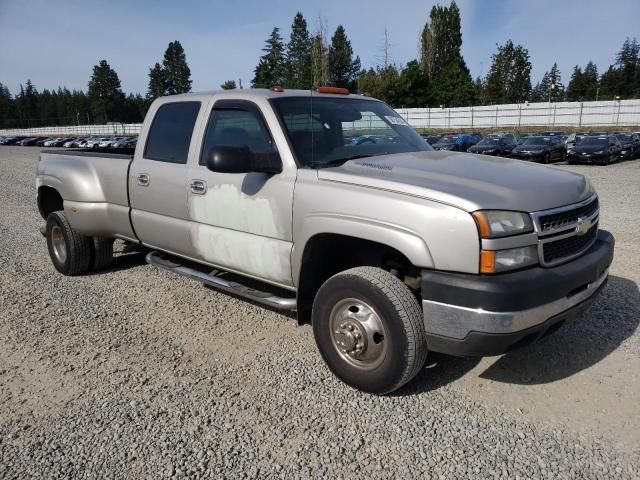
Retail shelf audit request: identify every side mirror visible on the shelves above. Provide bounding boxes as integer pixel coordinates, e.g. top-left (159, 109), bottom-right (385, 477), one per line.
top-left (205, 145), bottom-right (282, 174)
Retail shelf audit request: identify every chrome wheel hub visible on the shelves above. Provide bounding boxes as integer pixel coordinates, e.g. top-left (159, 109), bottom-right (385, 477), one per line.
top-left (329, 298), bottom-right (387, 370)
top-left (50, 225), bottom-right (67, 264)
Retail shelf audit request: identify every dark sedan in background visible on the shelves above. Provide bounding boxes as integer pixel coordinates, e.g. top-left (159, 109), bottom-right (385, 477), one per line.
top-left (509, 136), bottom-right (565, 163)
top-left (467, 133), bottom-right (516, 156)
top-left (614, 133), bottom-right (637, 160)
top-left (567, 136), bottom-right (622, 165)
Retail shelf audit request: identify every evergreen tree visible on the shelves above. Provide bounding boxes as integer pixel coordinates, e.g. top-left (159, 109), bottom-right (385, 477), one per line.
top-left (566, 65), bottom-right (585, 101)
top-left (0, 82), bottom-right (17, 129)
top-left (16, 80), bottom-right (39, 127)
top-left (328, 25), bottom-right (361, 90)
top-left (393, 61), bottom-right (431, 107)
top-left (531, 63), bottom-right (564, 102)
top-left (147, 62), bottom-right (167, 100)
top-left (418, 1), bottom-right (475, 106)
top-left (583, 61), bottom-right (599, 100)
top-left (162, 41), bottom-right (192, 95)
top-left (600, 37), bottom-right (640, 99)
top-left (220, 80), bottom-right (237, 89)
top-left (485, 40), bottom-right (531, 103)
top-left (252, 27), bottom-right (286, 88)
top-left (284, 12), bottom-right (312, 89)
top-left (87, 60), bottom-right (125, 123)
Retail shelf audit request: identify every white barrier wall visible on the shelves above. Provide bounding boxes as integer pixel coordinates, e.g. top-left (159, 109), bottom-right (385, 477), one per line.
top-left (1, 100), bottom-right (638, 136)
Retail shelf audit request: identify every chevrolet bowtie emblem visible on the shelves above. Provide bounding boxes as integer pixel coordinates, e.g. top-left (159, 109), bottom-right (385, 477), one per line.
top-left (575, 216), bottom-right (592, 236)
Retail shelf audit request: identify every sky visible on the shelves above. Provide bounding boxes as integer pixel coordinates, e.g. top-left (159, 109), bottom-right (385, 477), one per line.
top-left (0, 0), bottom-right (638, 96)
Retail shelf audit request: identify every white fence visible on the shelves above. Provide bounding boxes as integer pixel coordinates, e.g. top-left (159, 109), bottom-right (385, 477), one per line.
top-left (1, 99), bottom-right (639, 137)
top-left (396, 99), bottom-right (640, 130)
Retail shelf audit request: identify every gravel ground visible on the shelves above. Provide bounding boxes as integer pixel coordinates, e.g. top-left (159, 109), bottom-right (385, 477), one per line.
top-left (0, 146), bottom-right (638, 479)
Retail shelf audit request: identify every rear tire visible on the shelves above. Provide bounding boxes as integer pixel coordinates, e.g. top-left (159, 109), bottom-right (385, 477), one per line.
top-left (91, 237), bottom-right (114, 271)
top-left (312, 267), bottom-right (427, 394)
top-left (46, 211), bottom-right (92, 276)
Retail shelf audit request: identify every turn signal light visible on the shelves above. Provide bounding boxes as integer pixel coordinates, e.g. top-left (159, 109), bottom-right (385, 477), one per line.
top-left (316, 86), bottom-right (350, 95)
top-left (480, 250), bottom-right (496, 274)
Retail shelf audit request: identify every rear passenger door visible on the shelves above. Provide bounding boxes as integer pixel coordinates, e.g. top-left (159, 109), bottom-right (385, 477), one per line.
top-left (186, 99), bottom-right (296, 288)
top-left (129, 101), bottom-right (205, 257)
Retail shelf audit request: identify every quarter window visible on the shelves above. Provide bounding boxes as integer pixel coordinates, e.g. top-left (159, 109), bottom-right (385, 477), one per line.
top-left (144, 102), bottom-right (201, 164)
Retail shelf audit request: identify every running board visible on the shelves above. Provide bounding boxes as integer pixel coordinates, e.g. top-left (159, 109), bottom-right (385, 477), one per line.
top-left (145, 251), bottom-right (297, 311)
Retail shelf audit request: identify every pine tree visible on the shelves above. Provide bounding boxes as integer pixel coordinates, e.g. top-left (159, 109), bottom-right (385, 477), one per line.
top-left (583, 61), bottom-right (599, 100)
top-left (485, 40), bottom-right (532, 103)
top-left (220, 80), bottom-right (237, 90)
top-left (393, 61), bottom-right (431, 107)
top-left (162, 41), bottom-right (192, 95)
top-left (252, 27), bottom-right (286, 88)
top-left (311, 33), bottom-right (329, 87)
top-left (87, 60), bottom-right (125, 123)
top-left (16, 80), bottom-right (39, 127)
top-left (147, 62), bottom-right (167, 100)
top-left (531, 63), bottom-right (564, 102)
top-left (0, 82), bottom-right (16, 129)
top-left (328, 25), bottom-right (361, 90)
top-left (566, 65), bottom-right (585, 101)
top-left (418, 1), bottom-right (475, 106)
top-left (284, 12), bottom-right (312, 89)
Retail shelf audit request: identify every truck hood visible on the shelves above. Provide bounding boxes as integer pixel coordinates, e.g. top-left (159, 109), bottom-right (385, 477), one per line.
top-left (317, 151), bottom-right (594, 213)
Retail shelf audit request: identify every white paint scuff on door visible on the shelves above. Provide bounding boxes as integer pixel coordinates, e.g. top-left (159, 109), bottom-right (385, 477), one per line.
top-left (189, 183), bottom-right (292, 286)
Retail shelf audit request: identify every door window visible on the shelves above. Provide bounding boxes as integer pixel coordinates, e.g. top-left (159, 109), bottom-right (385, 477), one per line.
top-left (144, 101), bottom-right (201, 164)
top-left (200, 100), bottom-right (276, 165)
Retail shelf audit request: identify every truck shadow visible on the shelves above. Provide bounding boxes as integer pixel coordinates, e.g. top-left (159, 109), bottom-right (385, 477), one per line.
top-left (396, 275), bottom-right (639, 395)
top-left (86, 241), bottom-right (148, 275)
top-left (477, 275), bottom-right (639, 385)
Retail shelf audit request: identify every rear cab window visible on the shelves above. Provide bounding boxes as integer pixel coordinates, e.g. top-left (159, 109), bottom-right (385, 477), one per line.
top-left (144, 102), bottom-right (201, 164)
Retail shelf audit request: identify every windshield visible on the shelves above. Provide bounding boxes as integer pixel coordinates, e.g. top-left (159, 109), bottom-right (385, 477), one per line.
top-left (616, 134), bottom-right (631, 141)
top-left (477, 137), bottom-right (501, 146)
top-left (522, 137), bottom-right (551, 146)
top-left (578, 137), bottom-right (608, 146)
top-left (271, 96), bottom-right (431, 168)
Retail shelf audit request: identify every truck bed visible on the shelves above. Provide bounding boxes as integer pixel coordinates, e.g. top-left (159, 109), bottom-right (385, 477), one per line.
top-left (37, 148), bottom-right (137, 241)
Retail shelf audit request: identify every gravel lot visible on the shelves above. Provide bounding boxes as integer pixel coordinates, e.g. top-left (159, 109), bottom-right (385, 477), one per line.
top-left (1, 146), bottom-right (639, 479)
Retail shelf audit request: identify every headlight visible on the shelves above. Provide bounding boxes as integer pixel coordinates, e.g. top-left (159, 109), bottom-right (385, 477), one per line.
top-left (483, 149), bottom-right (496, 154)
top-left (472, 210), bottom-right (533, 238)
top-left (594, 150), bottom-right (604, 155)
top-left (480, 246), bottom-right (538, 274)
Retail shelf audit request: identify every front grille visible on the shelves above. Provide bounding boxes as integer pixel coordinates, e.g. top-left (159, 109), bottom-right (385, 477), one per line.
top-left (542, 223), bottom-right (598, 264)
top-left (538, 197), bottom-right (598, 232)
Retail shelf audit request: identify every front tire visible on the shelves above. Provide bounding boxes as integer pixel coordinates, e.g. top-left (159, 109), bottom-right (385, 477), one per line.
top-left (46, 211), bottom-right (92, 275)
top-left (312, 267), bottom-right (427, 394)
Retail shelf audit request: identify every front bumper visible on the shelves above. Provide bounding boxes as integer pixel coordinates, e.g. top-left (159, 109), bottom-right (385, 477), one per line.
top-left (510, 152), bottom-right (545, 161)
top-left (421, 230), bottom-right (614, 357)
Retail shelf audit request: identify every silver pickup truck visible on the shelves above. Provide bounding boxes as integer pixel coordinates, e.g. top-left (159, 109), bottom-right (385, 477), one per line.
top-left (36, 88), bottom-right (614, 394)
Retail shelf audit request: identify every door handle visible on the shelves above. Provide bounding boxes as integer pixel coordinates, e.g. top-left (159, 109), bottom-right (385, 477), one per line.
top-left (137, 173), bottom-right (150, 186)
top-left (190, 180), bottom-right (207, 195)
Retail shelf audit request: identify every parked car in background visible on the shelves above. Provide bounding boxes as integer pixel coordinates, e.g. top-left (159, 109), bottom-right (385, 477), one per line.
top-left (420, 134), bottom-right (443, 146)
top-left (84, 137), bottom-right (110, 148)
top-left (515, 133), bottom-right (536, 144)
top-left (565, 132), bottom-right (588, 151)
top-left (542, 131), bottom-right (565, 137)
top-left (62, 137), bottom-right (81, 148)
top-left (20, 137), bottom-right (40, 146)
top-left (566, 135), bottom-right (621, 165)
top-left (614, 133), bottom-right (636, 160)
top-left (467, 133), bottom-right (516, 156)
top-left (112, 136), bottom-right (137, 148)
top-left (0, 136), bottom-right (18, 145)
top-left (510, 136), bottom-right (565, 163)
top-left (43, 137), bottom-right (65, 147)
top-left (432, 133), bottom-right (481, 151)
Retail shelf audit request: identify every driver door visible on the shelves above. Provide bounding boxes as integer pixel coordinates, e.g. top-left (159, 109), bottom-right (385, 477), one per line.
top-left (186, 99), bottom-right (296, 288)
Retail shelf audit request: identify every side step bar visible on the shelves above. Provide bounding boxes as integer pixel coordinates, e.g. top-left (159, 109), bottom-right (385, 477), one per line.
top-left (145, 251), bottom-right (297, 311)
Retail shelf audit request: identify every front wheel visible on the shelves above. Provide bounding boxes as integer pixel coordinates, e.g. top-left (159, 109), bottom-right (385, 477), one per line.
top-left (312, 267), bottom-right (427, 394)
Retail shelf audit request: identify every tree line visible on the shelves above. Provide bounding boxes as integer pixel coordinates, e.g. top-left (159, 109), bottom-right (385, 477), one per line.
top-left (1, 1), bottom-right (639, 129)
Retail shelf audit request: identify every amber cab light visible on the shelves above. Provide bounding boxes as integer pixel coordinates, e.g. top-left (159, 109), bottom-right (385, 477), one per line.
top-left (271, 86), bottom-right (284, 92)
top-left (316, 86), bottom-right (350, 95)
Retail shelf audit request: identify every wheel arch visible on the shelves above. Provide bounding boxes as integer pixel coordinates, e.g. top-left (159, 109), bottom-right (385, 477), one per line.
top-left (294, 229), bottom-right (430, 324)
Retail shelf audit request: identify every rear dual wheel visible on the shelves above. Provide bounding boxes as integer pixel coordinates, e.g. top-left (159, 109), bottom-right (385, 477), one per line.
top-left (312, 267), bottom-right (428, 394)
top-left (46, 212), bottom-right (113, 275)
